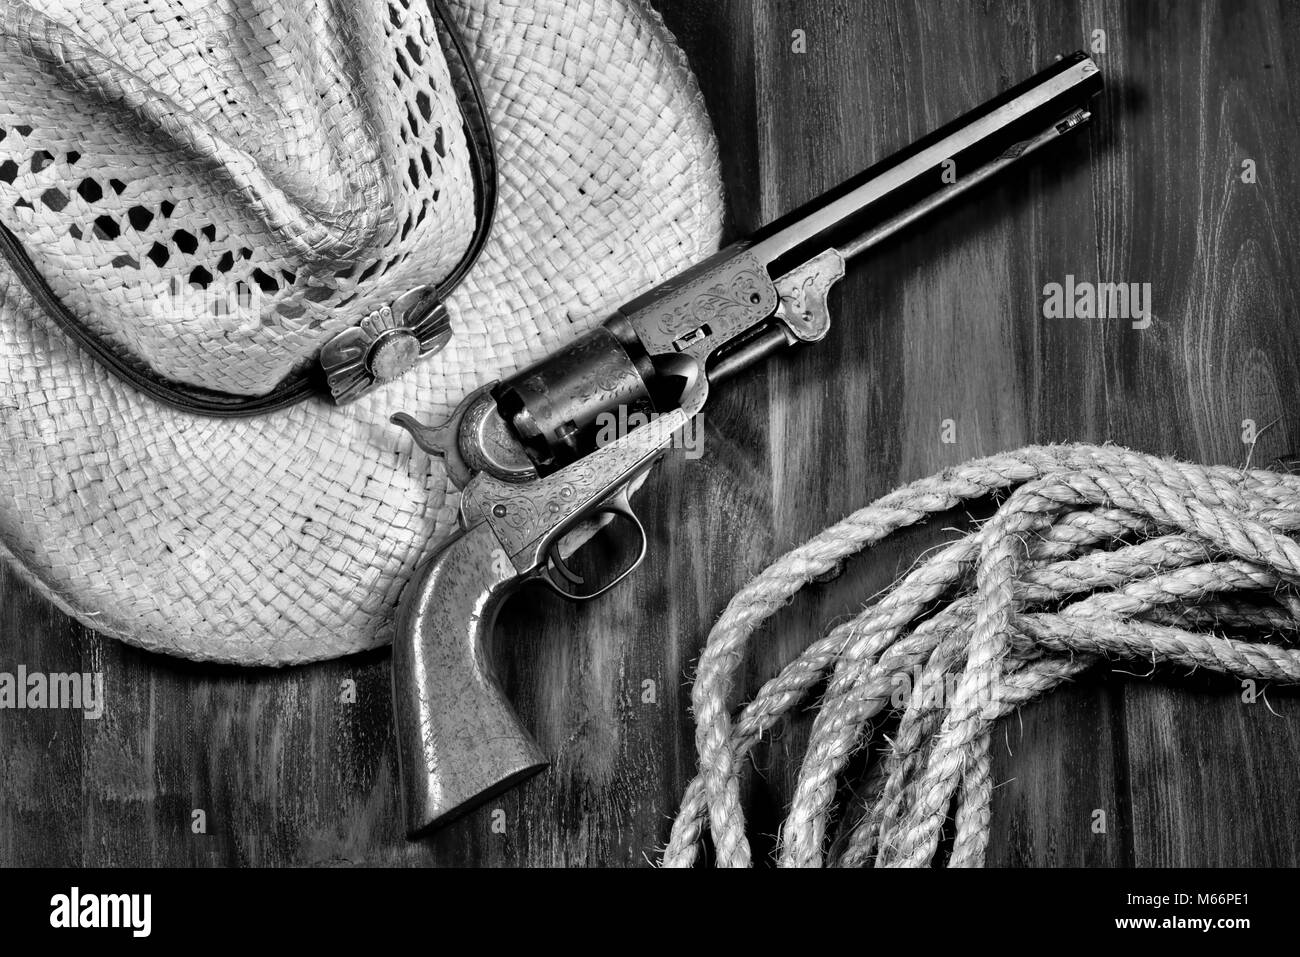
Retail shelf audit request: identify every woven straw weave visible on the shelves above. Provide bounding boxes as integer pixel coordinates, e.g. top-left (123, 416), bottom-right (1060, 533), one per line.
top-left (0, 0), bottom-right (724, 664)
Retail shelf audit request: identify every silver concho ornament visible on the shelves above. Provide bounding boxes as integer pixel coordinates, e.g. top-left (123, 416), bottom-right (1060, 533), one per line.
top-left (319, 286), bottom-right (453, 403)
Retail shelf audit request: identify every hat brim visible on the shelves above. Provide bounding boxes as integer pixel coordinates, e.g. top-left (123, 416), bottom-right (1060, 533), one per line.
top-left (0, 0), bottom-right (723, 665)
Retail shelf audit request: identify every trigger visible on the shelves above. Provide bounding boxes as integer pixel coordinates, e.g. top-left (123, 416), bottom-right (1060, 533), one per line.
top-left (547, 548), bottom-right (586, 587)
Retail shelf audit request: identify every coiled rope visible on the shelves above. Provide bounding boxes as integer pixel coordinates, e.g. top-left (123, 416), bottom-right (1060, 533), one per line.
top-left (662, 444), bottom-right (1300, 868)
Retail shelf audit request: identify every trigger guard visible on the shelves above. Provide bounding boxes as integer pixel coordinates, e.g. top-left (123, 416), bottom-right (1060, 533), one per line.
top-left (541, 494), bottom-right (648, 601)
top-left (551, 469), bottom-right (652, 563)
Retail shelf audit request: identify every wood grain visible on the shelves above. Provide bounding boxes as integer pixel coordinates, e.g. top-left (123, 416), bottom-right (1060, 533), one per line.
top-left (2, 0), bottom-right (1298, 866)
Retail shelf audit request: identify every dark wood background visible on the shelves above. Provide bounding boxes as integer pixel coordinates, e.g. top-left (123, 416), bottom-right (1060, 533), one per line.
top-left (3, 0), bottom-right (1299, 867)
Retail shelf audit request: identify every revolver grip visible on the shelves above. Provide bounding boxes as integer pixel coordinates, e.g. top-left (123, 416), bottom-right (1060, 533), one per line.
top-left (392, 521), bottom-right (546, 836)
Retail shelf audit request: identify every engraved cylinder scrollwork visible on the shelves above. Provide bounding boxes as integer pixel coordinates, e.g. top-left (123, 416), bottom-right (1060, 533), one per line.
top-left (492, 325), bottom-right (657, 473)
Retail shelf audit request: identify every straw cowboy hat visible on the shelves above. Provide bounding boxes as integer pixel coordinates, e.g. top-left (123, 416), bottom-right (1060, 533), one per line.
top-left (0, 0), bottom-right (723, 664)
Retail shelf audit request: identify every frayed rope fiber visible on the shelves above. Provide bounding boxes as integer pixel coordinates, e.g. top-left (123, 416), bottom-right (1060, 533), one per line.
top-left (662, 444), bottom-right (1300, 868)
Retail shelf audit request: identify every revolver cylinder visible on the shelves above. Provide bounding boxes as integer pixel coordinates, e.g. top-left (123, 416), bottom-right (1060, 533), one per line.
top-left (492, 318), bottom-right (658, 473)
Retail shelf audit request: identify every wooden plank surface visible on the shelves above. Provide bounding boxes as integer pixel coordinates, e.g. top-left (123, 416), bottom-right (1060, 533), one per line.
top-left (2, 0), bottom-right (1299, 867)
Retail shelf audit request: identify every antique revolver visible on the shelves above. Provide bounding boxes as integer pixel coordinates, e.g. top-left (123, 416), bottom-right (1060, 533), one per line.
top-left (390, 52), bottom-right (1103, 835)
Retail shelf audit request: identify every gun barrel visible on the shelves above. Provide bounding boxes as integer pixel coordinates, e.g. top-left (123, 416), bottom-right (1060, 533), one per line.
top-left (747, 52), bottom-right (1102, 278)
top-left (838, 108), bottom-right (1093, 262)
top-left (489, 53), bottom-right (1103, 477)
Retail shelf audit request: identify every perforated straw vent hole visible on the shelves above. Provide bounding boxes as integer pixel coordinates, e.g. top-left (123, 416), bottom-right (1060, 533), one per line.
top-left (128, 206), bottom-right (154, 230)
top-left (303, 286), bottom-right (334, 303)
top-left (251, 268), bottom-right (279, 293)
top-left (405, 35), bottom-right (424, 67)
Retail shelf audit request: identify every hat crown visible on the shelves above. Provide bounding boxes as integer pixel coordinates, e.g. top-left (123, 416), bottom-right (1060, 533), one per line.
top-left (0, 0), bottom-right (475, 396)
